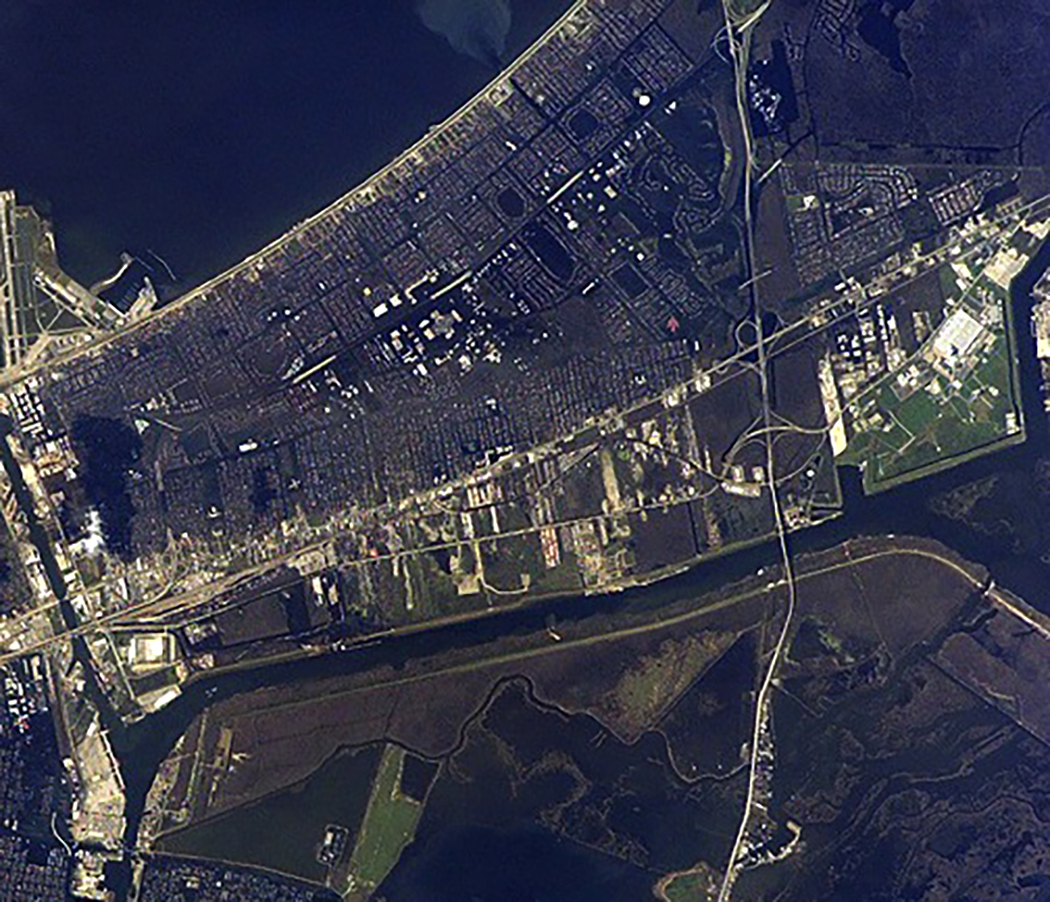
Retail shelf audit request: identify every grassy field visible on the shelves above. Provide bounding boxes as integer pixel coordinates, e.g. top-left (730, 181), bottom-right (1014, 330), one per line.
top-left (602, 632), bottom-right (738, 739)
top-left (840, 295), bottom-right (1023, 493)
top-left (346, 744), bottom-right (424, 895)
top-left (661, 871), bottom-right (712, 902)
top-left (159, 745), bottom-right (380, 886)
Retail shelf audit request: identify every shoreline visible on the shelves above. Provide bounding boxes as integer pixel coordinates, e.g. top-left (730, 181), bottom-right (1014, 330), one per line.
top-left (0, 0), bottom-right (592, 388)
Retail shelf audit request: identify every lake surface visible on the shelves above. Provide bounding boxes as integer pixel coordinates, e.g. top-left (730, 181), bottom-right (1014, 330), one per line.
top-left (5, 3), bottom-right (1050, 897)
top-left (384, 823), bottom-right (655, 902)
top-left (0, 0), bottom-right (571, 291)
top-left (103, 233), bottom-right (1050, 871)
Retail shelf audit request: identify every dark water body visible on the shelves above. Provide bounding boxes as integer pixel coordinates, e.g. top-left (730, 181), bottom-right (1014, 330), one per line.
top-left (661, 632), bottom-right (756, 778)
top-left (522, 221), bottom-right (576, 282)
top-left (856, 0), bottom-right (915, 77)
top-left (1, 7), bottom-right (1048, 882)
top-left (378, 676), bottom-right (745, 899)
top-left (417, 0), bottom-right (513, 69)
top-left (0, 234), bottom-right (1046, 897)
top-left (381, 679), bottom-right (673, 902)
top-left (383, 823), bottom-right (653, 902)
top-left (103, 233), bottom-right (1050, 855)
top-left (400, 754), bottom-right (439, 803)
top-left (0, 0), bottom-right (572, 291)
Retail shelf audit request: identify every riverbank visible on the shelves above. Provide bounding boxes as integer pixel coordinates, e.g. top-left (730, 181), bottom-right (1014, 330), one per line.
top-left (143, 533), bottom-right (994, 897)
top-left (7, 219), bottom-right (1049, 897)
top-left (125, 534), bottom-right (974, 829)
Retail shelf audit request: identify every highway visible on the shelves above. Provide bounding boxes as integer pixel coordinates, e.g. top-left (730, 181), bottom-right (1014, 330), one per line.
top-left (707, 7), bottom-right (1050, 895)
top-left (715, 2), bottom-right (797, 899)
top-left (987, 582), bottom-right (1050, 641)
top-left (0, 0), bottom-right (1044, 778)
top-left (168, 540), bottom-right (1003, 720)
top-left (0, 174), bottom-right (1044, 669)
top-left (701, 0), bottom-right (1043, 894)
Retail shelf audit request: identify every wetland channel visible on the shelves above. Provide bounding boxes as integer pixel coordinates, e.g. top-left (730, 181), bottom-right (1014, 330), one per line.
top-left (2, 237), bottom-right (1049, 897)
